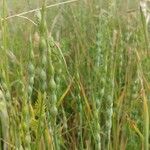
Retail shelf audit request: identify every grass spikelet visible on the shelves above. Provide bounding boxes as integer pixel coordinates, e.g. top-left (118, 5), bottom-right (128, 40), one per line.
top-left (28, 35), bottom-right (35, 102)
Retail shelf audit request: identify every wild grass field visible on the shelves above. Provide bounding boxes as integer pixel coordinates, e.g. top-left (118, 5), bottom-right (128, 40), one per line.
top-left (0, 0), bottom-right (149, 149)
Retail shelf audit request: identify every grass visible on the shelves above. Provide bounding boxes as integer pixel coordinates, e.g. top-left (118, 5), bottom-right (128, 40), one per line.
top-left (0, 0), bottom-right (149, 149)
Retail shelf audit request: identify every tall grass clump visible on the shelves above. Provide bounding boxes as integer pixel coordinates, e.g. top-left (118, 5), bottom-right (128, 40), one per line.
top-left (0, 0), bottom-right (150, 149)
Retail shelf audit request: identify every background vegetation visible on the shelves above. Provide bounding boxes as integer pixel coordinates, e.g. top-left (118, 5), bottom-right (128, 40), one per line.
top-left (0, 0), bottom-right (149, 149)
